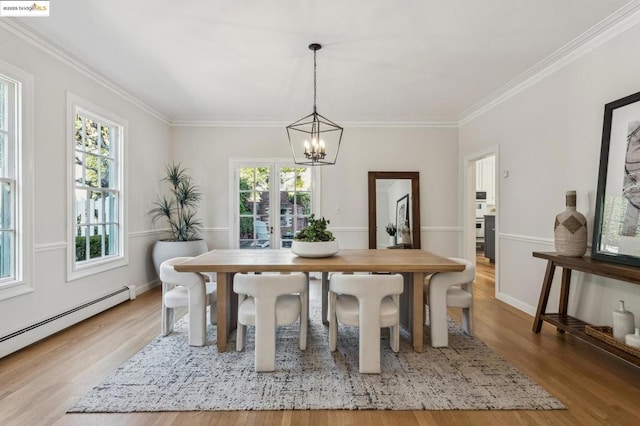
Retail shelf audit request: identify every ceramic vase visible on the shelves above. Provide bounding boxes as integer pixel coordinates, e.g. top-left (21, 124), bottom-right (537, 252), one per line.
top-left (554, 190), bottom-right (587, 257)
top-left (625, 328), bottom-right (640, 349)
top-left (389, 235), bottom-right (396, 246)
top-left (613, 300), bottom-right (635, 341)
top-left (152, 239), bottom-right (208, 278)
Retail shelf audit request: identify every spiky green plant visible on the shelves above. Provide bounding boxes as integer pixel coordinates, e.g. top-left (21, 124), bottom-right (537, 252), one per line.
top-left (149, 162), bottom-right (203, 241)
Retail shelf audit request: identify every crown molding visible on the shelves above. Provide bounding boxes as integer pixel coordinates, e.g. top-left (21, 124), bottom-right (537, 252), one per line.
top-left (0, 19), bottom-right (171, 125)
top-left (170, 119), bottom-right (458, 128)
top-left (459, 1), bottom-right (640, 126)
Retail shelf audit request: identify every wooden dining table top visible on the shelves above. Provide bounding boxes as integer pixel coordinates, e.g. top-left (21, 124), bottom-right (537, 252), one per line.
top-left (174, 248), bottom-right (465, 273)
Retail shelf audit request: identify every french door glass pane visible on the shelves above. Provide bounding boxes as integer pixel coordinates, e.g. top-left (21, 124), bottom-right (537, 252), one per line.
top-left (239, 167), bottom-right (271, 249)
top-left (279, 167), bottom-right (311, 248)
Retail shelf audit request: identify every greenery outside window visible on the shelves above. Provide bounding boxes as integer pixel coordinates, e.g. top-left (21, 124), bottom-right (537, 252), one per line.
top-left (68, 94), bottom-right (127, 280)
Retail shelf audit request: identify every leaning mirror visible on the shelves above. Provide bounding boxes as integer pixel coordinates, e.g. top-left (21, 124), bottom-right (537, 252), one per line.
top-left (368, 171), bottom-right (421, 249)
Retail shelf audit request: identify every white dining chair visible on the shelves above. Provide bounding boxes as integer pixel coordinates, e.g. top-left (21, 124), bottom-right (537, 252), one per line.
top-left (329, 273), bottom-right (403, 374)
top-left (160, 257), bottom-right (216, 346)
top-left (234, 272), bottom-right (308, 372)
top-left (423, 257), bottom-right (475, 347)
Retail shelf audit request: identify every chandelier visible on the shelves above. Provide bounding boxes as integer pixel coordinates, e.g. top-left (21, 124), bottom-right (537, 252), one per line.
top-left (287, 43), bottom-right (343, 166)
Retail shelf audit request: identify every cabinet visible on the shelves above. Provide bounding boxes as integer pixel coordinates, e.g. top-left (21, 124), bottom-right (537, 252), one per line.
top-left (532, 252), bottom-right (640, 367)
top-left (475, 156), bottom-right (495, 204)
top-left (484, 215), bottom-right (495, 262)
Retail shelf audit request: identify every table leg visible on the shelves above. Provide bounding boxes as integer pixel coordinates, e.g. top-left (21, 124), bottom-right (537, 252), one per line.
top-left (532, 260), bottom-right (556, 333)
top-left (412, 272), bottom-right (424, 352)
top-left (557, 268), bottom-right (572, 333)
top-left (321, 272), bottom-right (329, 324)
top-left (216, 272), bottom-right (232, 352)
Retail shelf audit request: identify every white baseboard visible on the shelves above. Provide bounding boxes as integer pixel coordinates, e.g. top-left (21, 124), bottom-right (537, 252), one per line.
top-left (496, 291), bottom-right (537, 317)
top-left (0, 287), bottom-right (132, 359)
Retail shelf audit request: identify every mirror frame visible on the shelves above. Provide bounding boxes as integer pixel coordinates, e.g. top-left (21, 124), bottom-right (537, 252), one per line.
top-left (368, 171), bottom-right (421, 249)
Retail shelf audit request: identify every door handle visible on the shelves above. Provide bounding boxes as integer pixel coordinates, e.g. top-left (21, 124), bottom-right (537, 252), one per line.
top-left (270, 226), bottom-right (274, 234)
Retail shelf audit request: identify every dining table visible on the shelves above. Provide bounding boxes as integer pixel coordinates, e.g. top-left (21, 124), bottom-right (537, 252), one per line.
top-left (174, 248), bottom-right (465, 353)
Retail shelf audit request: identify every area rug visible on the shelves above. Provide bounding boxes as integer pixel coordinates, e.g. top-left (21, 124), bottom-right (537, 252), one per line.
top-left (69, 283), bottom-right (565, 412)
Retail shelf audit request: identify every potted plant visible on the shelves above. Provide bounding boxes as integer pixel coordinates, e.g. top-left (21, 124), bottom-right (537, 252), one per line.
top-left (149, 162), bottom-right (208, 276)
top-left (385, 223), bottom-right (397, 246)
top-left (291, 214), bottom-right (339, 258)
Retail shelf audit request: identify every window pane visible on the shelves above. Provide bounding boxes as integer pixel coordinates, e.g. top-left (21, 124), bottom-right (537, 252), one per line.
top-left (0, 230), bottom-right (13, 278)
top-left (84, 118), bottom-right (99, 154)
top-left (106, 223), bottom-right (118, 256)
top-left (89, 225), bottom-right (104, 259)
top-left (255, 167), bottom-right (269, 191)
top-left (84, 154), bottom-right (99, 187)
top-left (90, 191), bottom-right (102, 224)
top-left (100, 157), bottom-right (113, 188)
top-left (100, 124), bottom-right (111, 152)
top-left (280, 168), bottom-right (296, 191)
top-left (297, 191), bottom-right (312, 215)
top-left (0, 132), bottom-right (6, 178)
top-left (104, 191), bottom-right (118, 223)
top-left (75, 114), bottom-right (83, 150)
top-left (0, 83), bottom-right (5, 129)
top-left (239, 167), bottom-right (255, 188)
top-left (0, 181), bottom-right (10, 229)
top-left (74, 151), bottom-right (84, 185)
top-left (297, 168), bottom-right (311, 191)
top-left (75, 189), bottom-right (88, 225)
top-left (75, 226), bottom-right (88, 262)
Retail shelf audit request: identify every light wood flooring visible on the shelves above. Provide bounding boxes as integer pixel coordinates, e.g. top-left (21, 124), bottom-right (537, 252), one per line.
top-left (2, 258), bottom-right (640, 425)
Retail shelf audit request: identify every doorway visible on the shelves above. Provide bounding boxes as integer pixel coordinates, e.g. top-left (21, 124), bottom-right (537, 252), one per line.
top-left (229, 159), bottom-right (320, 249)
top-left (463, 148), bottom-right (498, 296)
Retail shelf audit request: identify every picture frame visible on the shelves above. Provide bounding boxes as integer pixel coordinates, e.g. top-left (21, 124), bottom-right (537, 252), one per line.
top-left (592, 90), bottom-right (640, 267)
top-left (395, 194), bottom-right (409, 237)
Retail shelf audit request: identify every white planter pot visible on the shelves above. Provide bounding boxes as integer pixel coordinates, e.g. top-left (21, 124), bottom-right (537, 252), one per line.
top-left (152, 239), bottom-right (208, 278)
top-left (291, 240), bottom-right (339, 258)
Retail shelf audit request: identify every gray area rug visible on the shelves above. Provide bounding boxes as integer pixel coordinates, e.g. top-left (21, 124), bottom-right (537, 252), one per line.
top-left (69, 282), bottom-right (565, 412)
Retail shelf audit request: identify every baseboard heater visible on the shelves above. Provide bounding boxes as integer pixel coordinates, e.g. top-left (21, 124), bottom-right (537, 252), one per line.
top-left (0, 285), bottom-right (136, 358)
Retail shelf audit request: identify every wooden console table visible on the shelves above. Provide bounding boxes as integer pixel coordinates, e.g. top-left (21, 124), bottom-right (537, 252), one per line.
top-left (532, 251), bottom-right (640, 366)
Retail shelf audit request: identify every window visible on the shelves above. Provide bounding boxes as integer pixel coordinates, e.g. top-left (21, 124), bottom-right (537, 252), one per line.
top-left (68, 94), bottom-right (127, 280)
top-left (0, 76), bottom-right (16, 282)
top-left (0, 60), bottom-right (33, 300)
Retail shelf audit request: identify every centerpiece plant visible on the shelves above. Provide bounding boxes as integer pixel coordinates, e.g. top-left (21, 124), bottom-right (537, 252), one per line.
top-left (292, 214), bottom-right (338, 258)
top-left (294, 214), bottom-right (335, 242)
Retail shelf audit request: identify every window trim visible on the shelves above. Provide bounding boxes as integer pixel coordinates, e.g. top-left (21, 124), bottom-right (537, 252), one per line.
top-left (0, 59), bottom-right (34, 301)
top-left (66, 92), bottom-right (128, 281)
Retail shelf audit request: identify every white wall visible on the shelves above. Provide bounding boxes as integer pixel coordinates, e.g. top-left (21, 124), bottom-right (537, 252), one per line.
top-left (171, 125), bottom-right (461, 256)
top-left (0, 25), bottom-right (171, 338)
top-left (459, 21), bottom-right (640, 325)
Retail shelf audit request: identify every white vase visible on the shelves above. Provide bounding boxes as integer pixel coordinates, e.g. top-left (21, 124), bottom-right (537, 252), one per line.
top-left (625, 328), bottom-right (640, 349)
top-left (152, 239), bottom-right (208, 278)
top-left (291, 240), bottom-right (339, 258)
top-left (389, 236), bottom-right (396, 246)
top-left (613, 300), bottom-right (635, 341)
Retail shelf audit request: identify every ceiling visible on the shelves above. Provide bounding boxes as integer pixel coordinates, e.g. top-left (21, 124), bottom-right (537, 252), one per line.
top-left (13, 0), bottom-right (637, 124)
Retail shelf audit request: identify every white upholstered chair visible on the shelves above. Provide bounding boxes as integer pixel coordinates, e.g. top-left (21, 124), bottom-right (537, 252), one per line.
top-left (234, 272), bottom-right (308, 372)
top-left (160, 257), bottom-right (217, 347)
top-left (329, 273), bottom-right (403, 374)
top-left (423, 257), bottom-right (475, 347)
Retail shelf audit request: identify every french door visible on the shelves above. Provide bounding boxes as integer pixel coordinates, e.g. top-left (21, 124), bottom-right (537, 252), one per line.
top-left (230, 160), bottom-right (319, 249)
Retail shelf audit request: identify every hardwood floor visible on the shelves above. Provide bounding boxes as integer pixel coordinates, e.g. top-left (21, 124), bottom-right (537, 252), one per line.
top-left (2, 260), bottom-right (640, 425)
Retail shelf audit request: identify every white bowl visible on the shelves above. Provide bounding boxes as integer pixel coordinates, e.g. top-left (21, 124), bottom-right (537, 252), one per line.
top-left (291, 240), bottom-right (339, 258)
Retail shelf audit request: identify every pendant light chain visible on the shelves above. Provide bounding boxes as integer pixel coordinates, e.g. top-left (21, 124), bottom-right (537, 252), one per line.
top-left (313, 47), bottom-right (317, 113)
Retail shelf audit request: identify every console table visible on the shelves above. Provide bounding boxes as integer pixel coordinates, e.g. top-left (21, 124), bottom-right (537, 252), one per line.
top-left (532, 251), bottom-right (640, 366)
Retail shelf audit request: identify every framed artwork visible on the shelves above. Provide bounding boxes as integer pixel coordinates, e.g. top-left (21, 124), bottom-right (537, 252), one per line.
top-left (395, 194), bottom-right (409, 236)
top-left (592, 90), bottom-right (640, 267)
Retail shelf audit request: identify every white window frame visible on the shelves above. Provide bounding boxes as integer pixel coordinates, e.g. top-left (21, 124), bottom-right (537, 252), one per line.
top-left (0, 60), bottom-right (34, 301)
top-left (228, 158), bottom-right (321, 249)
top-left (67, 93), bottom-right (128, 281)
